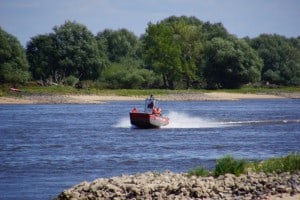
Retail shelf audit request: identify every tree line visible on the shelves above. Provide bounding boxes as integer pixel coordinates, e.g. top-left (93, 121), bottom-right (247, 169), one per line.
top-left (1, 16), bottom-right (299, 89)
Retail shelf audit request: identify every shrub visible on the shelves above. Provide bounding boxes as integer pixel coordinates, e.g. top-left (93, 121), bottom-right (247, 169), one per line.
top-left (283, 152), bottom-right (300, 172)
top-left (187, 153), bottom-right (300, 177)
top-left (188, 166), bottom-right (210, 177)
top-left (214, 155), bottom-right (247, 176)
top-left (64, 75), bottom-right (79, 87)
top-left (257, 153), bottom-right (300, 173)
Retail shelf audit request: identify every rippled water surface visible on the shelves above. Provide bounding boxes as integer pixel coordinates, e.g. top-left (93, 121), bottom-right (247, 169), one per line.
top-left (0, 99), bottom-right (299, 199)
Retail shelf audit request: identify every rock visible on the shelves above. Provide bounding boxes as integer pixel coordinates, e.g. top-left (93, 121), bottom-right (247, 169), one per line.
top-left (54, 171), bottom-right (300, 200)
top-left (276, 185), bottom-right (288, 193)
top-left (224, 173), bottom-right (235, 187)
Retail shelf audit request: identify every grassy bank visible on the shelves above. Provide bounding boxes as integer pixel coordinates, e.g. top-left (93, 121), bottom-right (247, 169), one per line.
top-left (188, 153), bottom-right (300, 177)
top-left (1, 84), bottom-right (299, 97)
top-left (214, 86), bottom-right (300, 94)
top-left (0, 84), bottom-right (175, 96)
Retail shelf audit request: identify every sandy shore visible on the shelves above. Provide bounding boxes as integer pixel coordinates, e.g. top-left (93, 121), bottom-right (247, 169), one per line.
top-left (0, 94), bottom-right (143, 104)
top-left (0, 92), bottom-right (299, 104)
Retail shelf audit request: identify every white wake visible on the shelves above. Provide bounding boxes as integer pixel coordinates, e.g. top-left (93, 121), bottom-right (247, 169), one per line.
top-left (113, 117), bottom-right (131, 128)
top-left (164, 111), bottom-right (225, 128)
top-left (113, 111), bottom-right (226, 129)
top-left (113, 111), bottom-right (300, 129)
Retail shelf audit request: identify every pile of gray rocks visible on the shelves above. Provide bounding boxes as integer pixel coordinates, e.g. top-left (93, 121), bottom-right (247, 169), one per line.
top-left (55, 171), bottom-right (299, 200)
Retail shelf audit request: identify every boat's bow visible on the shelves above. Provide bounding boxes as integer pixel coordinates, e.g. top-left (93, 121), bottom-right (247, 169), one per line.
top-left (130, 112), bottom-right (169, 128)
top-left (129, 95), bottom-right (169, 129)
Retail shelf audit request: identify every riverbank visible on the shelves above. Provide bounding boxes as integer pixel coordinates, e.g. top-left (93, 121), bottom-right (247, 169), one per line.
top-left (0, 91), bottom-right (299, 104)
top-left (0, 94), bottom-right (143, 104)
top-left (55, 171), bottom-right (300, 200)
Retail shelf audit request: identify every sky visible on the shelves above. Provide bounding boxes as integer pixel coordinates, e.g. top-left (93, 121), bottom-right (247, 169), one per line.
top-left (1, 0), bottom-right (300, 46)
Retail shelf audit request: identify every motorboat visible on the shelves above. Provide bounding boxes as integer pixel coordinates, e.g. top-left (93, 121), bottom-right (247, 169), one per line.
top-left (129, 95), bottom-right (169, 128)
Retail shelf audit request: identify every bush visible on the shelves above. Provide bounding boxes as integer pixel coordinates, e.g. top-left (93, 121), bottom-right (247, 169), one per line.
top-left (188, 153), bottom-right (300, 177)
top-left (188, 166), bottom-right (210, 177)
top-left (256, 153), bottom-right (300, 173)
top-left (64, 75), bottom-right (79, 87)
top-left (188, 156), bottom-right (248, 177)
top-left (214, 155), bottom-right (247, 176)
top-left (283, 152), bottom-right (300, 172)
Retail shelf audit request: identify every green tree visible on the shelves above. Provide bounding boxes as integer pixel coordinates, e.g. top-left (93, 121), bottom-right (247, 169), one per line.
top-left (96, 28), bottom-right (148, 89)
top-left (27, 21), bottom-right (106, 84)
top-left (143, 22), bottom-right (182, 89)
top-left (0, 27), bottom-right (30, 85)
top-left (162, 15), bottom-right (203, 27)
top-left (53, 21), bottom-right (104, 82)
top-left (143, 16), bottom-right (238, 89)
top-left (204, 37), bottom-right (262, 89)
top-left (102, 57), bottom-right (160, 89)
top-left (250, 34), bottom-right (300, 86)
top-left (96, 29), bottom-right (140, 62)
top-left (144, 16), bottom-right (207, 89)
top-left (26, 34), bottom-right (55, 82)
top-left (202, 22), bottom-right (230, 40)
top-left (172, 20), bottom-right (204, 88)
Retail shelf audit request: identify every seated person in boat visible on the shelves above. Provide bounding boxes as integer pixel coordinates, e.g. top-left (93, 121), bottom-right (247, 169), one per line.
top-left (152, 107), bottom-right (161, 115)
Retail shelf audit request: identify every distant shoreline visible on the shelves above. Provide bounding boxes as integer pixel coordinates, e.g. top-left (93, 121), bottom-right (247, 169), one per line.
top-left (0, 92), bottom-right (299, 104)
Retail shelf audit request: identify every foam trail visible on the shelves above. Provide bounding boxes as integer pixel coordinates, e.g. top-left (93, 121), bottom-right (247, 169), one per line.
top-left (164, 111), bottom-right (225, 128)
top-left (113, 112), bottom-right (299, 129)
top-left (113, 117), bottom-right (131, 128)
top-left (225, 119), bottom-right (300, 126)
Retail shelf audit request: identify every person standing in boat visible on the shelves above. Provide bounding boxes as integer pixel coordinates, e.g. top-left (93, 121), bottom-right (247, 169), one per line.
top-left (147, 94), bottom-right (154, 109)
top-left (145, 94), bottom-right (156, 113)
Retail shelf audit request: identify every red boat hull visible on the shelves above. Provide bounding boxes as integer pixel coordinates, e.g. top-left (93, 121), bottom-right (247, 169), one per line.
top-left (129, 112), bottom-right (169, 128)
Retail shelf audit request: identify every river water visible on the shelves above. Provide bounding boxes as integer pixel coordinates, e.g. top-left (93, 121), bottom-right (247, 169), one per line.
top-left (0, 99), bottom-right (299, 199)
